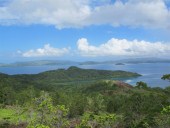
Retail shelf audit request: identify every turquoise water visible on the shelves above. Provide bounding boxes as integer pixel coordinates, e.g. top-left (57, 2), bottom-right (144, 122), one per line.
top-left (0, 63), bottom-right (170, 88)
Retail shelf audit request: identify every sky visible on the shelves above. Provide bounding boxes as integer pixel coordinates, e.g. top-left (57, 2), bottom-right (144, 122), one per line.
top-left (1, 0), bottom-right (170, 62)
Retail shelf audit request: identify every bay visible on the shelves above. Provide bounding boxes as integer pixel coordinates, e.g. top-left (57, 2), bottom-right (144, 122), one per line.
top-left (0, 63), bottom-right (170, 88)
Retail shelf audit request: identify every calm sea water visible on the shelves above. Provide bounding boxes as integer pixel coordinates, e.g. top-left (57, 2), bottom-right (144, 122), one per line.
top-left (0, 63), bottom-right (170, 88)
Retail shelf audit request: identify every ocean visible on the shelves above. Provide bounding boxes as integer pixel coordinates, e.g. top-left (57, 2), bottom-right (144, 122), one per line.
top-left (0, 63), bottom-right (170, 88)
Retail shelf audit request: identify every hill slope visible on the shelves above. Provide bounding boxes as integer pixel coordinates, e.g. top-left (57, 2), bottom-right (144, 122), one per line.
top-left (0, 66), bottom-right (141, 90)
top-left (34, 66), bottom-right (141, 82)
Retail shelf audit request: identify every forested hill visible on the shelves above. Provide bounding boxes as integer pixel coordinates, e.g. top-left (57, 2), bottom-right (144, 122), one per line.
top-left (0, 66), bottom-right (140, 82)
top-left (0, 66), bottom-right (140, 90)
top-left (1, 67), bottom-right (170, 128)
top-left (35, 66), bottom-right (141, 82)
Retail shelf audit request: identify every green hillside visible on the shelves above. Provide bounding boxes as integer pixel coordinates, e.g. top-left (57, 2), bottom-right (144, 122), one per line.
top-left (0, 66), bottom-right (140, 90)
top-left (0, 67), bottom-right (170, 128)
top-left (35, 66), bottom-right (141, 82)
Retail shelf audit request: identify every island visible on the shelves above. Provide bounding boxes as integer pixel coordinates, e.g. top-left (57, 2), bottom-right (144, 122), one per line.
top-left (0, 66), bottom-right (141, 85)
top-left (115, 63), bottom-right (125, 65)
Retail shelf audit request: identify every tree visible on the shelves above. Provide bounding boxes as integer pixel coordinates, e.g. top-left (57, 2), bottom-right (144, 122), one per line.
top-left (136, 81), bottom-right (148, 89)
top-left (26, 91), bottom-right (69, 128)
top-left (162, 105), bottom-right (170, 114)
top-left (161, 74), bottom-right (170, 82)
top-left (86, 94), bottom-right (105, 114)
top-left (156, 105), bottom-right (170, 127)
top-left (76, 112), bottom-right (118, 128)
top-left (0, 85), bottom-right (15, 105)
top-left (16, 86), bottom-right (37, 106)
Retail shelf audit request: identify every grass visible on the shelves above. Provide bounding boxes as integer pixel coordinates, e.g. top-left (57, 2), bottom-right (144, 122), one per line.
top-left (0, 107), bottom-right (27, 124)
top-left (0, 109), bottom-right (14, 121)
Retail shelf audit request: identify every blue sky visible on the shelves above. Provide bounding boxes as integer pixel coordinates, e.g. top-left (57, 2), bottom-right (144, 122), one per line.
top-left (1, 0), bottom-right (170, 62)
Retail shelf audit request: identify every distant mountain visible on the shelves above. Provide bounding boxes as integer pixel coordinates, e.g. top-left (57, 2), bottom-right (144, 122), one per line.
top-left (0, 60), bottom-right (79, 67)
top-left (80, 58), bottom-right (170, 65)
top-left (115, 63), bottom-right (125, 65)
top-left (1, 58), bottom-right (169, 67)
top-left (79, 61), bottom-right (101, 65)
top-left (0, 63), bottom-right (6, 67)
top-left (115, 58), bottom-right (170, 64)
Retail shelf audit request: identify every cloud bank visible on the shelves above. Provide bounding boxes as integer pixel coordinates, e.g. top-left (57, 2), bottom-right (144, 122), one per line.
top-left (77, 38), bottom-right (170, 57)
top-left (0, 0), bottom-right (170, 29)
top-left (22, 44), bottom-right (69, 57)
top-left (19, 38), bottom-right (170, 58)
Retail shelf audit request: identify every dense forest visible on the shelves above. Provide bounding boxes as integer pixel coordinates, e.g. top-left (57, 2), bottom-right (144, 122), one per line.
top-left (0, 67), bottom-right (170, 128)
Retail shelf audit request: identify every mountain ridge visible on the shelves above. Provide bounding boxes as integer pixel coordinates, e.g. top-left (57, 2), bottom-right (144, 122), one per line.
top-left (1, 57), bottom-right (170, 67)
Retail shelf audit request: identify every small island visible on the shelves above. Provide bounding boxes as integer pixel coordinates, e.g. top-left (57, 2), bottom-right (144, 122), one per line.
top-left (115, 63), bottom-right (125, 65)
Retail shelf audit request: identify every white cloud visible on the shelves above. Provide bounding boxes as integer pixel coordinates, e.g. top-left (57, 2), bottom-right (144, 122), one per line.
top-left (77, 38), bottom-right (170, 57)
top-left (0, 0), bottom-right (91, 28)
top-left (0, 0), bottom-right (170, 29)
top-left (89, 0), bottom-right (170, 29)
top-left (22, 44), bottom-right (69, 57)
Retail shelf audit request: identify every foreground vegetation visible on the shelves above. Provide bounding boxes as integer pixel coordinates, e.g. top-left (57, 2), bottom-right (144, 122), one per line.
top-left (0, 67), bottom-right (170, 127)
